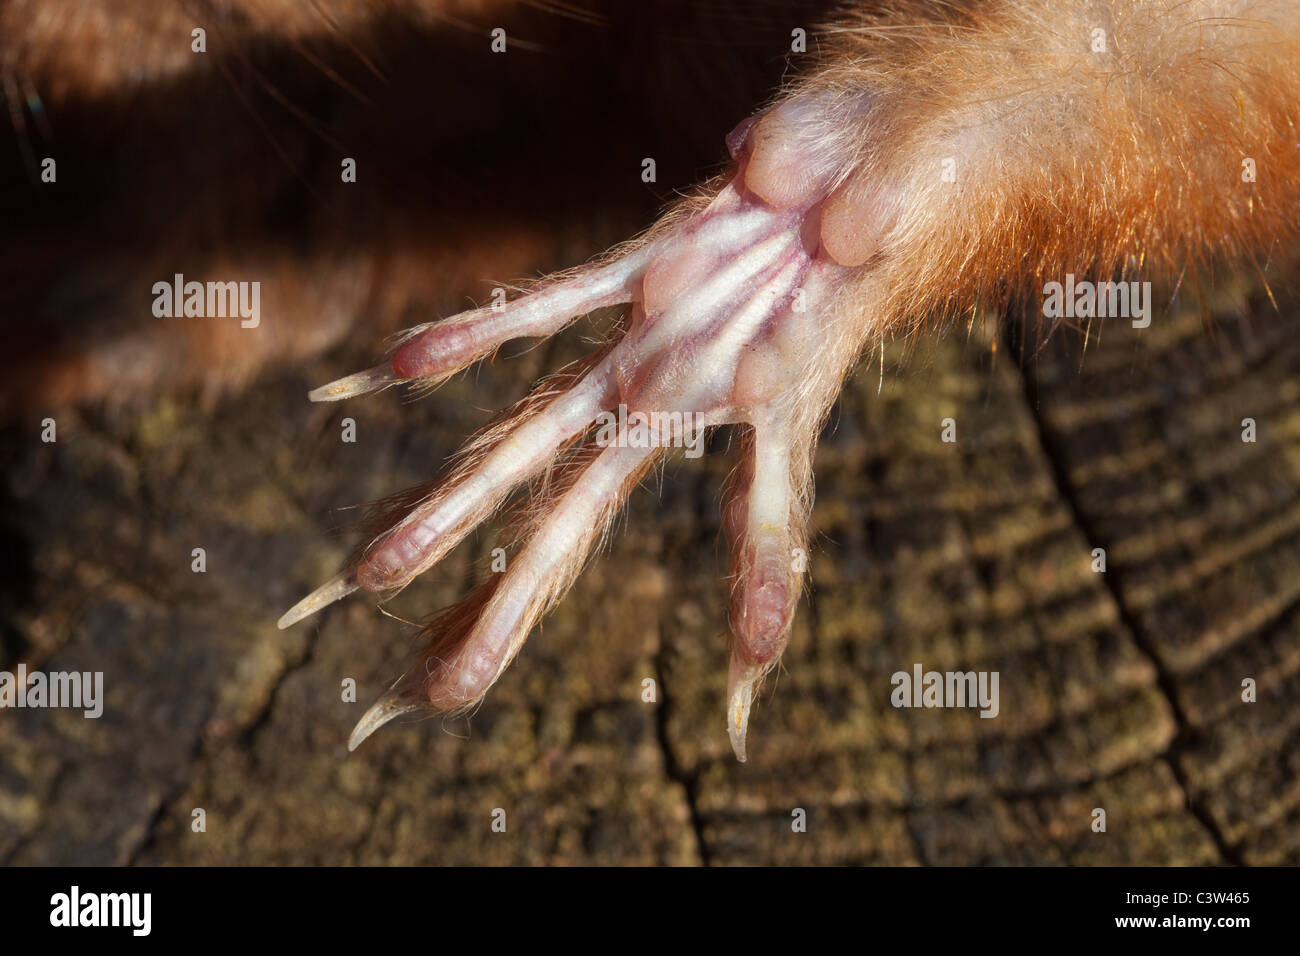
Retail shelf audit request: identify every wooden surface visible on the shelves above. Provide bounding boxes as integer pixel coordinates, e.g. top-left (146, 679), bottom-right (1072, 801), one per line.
top-left (3, 280), bottom-right (1298, 866)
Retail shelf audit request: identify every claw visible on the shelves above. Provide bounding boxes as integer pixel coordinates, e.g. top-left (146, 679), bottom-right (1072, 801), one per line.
top-left (277, 572), bottom-right (358, 629)
top-left (348, 681), bottom-right (425, 752)
top-left (727, 657), bottom-right (763, 763)
top-left (308, 364), bottom-right (400, 403)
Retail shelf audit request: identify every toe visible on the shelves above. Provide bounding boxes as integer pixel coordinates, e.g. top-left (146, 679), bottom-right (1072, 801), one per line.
top-left (722, 410), bottom-right (812, 759)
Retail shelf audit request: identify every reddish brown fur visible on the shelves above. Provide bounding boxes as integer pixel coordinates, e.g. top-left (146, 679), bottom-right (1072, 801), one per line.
top-left (810, 0), bottom-right (1300, 342)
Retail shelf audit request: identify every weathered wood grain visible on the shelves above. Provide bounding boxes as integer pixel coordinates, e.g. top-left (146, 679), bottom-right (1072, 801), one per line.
top-left (2, 282), bottom-right (1297, 865)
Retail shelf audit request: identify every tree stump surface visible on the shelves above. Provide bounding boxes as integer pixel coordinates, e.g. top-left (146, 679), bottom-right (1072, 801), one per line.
top-left (3, 286), bottom-right (1298, 866)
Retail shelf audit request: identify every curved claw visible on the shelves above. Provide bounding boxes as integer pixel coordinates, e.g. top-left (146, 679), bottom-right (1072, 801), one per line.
top-left (727, 658), bottom-right (764, 763)
top-left (278, 572), bottom-right (358, 629)
top-left (308, 364), bottom-right (399, 402)
top-left (348, 683), bottom-right (426, 752)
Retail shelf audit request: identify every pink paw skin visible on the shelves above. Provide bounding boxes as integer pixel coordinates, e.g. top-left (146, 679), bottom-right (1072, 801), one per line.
top-left (283, 102), bottom-right (854, 762)
top-left (281, 0), bottom-right (1300, 761)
